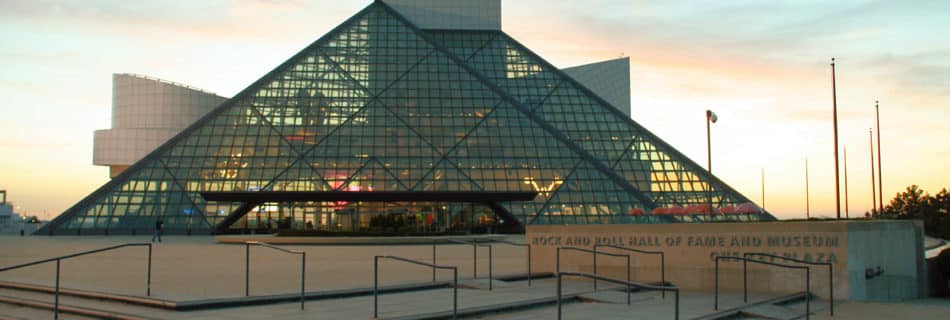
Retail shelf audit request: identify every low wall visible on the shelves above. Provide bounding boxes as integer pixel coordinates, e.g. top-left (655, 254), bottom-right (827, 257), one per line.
top-left (526, 220), bottom-right (925, 301)
top-left (0, 223), bottom-right (41, 235)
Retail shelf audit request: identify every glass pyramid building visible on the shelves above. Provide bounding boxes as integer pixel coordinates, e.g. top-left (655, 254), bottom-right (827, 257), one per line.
top-left (39, 1), bottom-right (774, 236)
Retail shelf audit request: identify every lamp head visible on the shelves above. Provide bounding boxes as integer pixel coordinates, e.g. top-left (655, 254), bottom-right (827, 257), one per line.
top-left (706, 110), bottom-right (718, 123)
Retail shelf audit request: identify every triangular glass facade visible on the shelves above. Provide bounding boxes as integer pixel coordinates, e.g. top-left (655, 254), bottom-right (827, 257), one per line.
top-left (39, 2), bottom-right (773, 236)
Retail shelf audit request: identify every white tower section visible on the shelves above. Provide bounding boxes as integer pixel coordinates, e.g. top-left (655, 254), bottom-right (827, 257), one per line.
top-left (384, 0), bottom-right (501, 30)
top-left (563, 57), bottom-right (632, 117)
top-left (93, 74), bottom-right (227, 178)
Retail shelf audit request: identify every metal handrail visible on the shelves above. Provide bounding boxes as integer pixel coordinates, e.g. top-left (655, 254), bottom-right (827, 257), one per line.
top-left (436, 239), bottom-right (491, 283)
top-left (375, 255), bottom-right (458, 319)
top-left (714, 256), bottom-right (811, 320)
top-left (557, 246), bottom-right (631, 303)
top-left (245, 241), bottom-right (305, 310)
top-left (0, 243), bottom-right (152, 320)
top-left (492, 240), bottom-right (532, 286)
top-left (744, 252), bottom-right (833, 316)
top-left (557, 271), bottom-right (680, 320)
top-left (594, 244), bottom-right (666, 298)
top-left (474, 242), bottom-right (493, 290)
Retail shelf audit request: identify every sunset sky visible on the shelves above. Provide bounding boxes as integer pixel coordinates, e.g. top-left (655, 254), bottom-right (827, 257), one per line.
top-left (1, 0), bottom-right (948, 220)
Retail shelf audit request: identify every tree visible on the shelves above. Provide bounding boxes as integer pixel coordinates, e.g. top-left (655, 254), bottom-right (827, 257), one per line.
top-left (928, 189), bottom-right (950, 239)
top-left (878, 185), bottom-right (950, 239)
top-left (881, 185), bottom-right (929, 219)
top-left (932, 188), bottom-right (950, 215)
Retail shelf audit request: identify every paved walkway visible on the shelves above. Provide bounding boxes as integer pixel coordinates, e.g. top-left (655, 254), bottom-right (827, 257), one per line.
top-left (0, 235), bottom-right (528, 300)
top-left (0, 279), bottom-right (775, 320)
top-left (808, 299), bottom-right (950, 320)
top-left (1, 235), bottom-right (949, 319)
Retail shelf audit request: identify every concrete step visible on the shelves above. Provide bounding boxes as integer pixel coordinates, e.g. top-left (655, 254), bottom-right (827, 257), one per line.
top-left (690, 292), bottom-right (810, 320)
top-left (457, 272), bottom-right (554, 290)
top-left (0, 281), bottom-right (175, 309)
top-left (780, 298), bottom-right (832, 319)
top-left (0, 293), bottom-right (160, 320)
top-left (577, 289), bottom-right (664, 305)
top-left (378, 294), bottom-right (586, 320)
top-left (0, 279), bottom-right (449, 311)
top-left (0, 272), bottom-right (554, 312)
top-left (741, 304), bottom-right (801, 320)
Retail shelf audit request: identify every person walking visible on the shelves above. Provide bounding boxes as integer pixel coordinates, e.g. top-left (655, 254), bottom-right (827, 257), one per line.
top-left (152, 217), bottom-right (164, 243)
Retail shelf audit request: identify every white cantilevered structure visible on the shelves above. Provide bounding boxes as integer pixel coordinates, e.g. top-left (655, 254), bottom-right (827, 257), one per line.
top-left (93, 74), bottom-right (227, 178)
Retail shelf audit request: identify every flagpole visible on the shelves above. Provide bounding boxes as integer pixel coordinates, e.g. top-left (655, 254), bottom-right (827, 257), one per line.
top-left (876, 101), bottom-right (883, 212)
top-left (806, 158), bottom-right (810, 219)
top-left (870, 128), bottom-right (877, 215)
top-left (832, 58), bottom-right (842, 220)
top-left (844, 146), bottom-right (849, 219)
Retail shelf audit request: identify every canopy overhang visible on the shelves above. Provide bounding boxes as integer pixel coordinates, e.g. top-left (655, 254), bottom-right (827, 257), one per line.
top-left (200, 191), bottom-right (538, 203)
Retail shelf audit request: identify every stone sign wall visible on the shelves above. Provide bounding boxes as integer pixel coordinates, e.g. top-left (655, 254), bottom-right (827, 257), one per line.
top-left (527, 220), bottom-right (924, 301)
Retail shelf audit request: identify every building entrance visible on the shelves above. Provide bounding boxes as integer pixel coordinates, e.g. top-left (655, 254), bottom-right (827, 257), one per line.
top-left (201, 191), bottom-right (536, 235)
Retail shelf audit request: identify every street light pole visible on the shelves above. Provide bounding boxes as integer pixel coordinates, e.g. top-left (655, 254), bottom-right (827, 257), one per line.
top-left (831, 58), bottom-right (842, 220)
top-left (706, 110), bottom-right (718, 213)
top-left (707, 110), bottom-right (717, 173)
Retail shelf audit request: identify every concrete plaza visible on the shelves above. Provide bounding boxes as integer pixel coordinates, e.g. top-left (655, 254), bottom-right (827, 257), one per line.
top-left (0, 235), bottom-right (948, 319)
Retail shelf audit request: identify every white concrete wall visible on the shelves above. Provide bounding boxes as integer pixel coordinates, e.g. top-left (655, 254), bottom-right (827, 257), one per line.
top-left (563, 57), bottom-right (631, 117)
top-left (93, 128), bottom-right (183, 166)
top-left (93, 74), bottom-right (226, 171)
top-left (384, 0), bottom-right (501, 30)
top-left (111, 74), bottom-right (225, 129)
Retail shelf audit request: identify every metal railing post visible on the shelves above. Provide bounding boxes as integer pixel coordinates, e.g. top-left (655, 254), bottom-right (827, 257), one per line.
top-left (493, 240), bottom-right (532, 287)
top-left (453, 267), bottom-right (458, 320)
top-left (593, 244), bottom-right (667, 299)
top-left (146, 243), bottom-right (152, 297)
top-left (661, 253), bottom-right (666, 298)
top-left (626, 255), bottom-right (631, 305)
top-left (714, 257), bottom-right (719, 310)
top-left (556, 272), bottom-right (562, 320)
top-left (557, 271), bottom-right (679, 320)
top-left (488, 244), bottom-right (493, 291)
top-left (528, 244), bottom-right (532, 287)
top-left (472, 242), bottom-right (477, 278)
top-left (560, 246), bottom-right (629, 294)
top-left (0, 242), bottom-right (156, 319)
top-left (244, 242), bottom-right (251, 297)
top-left (244, 242), bottom-right (305, 307)
top-left (743, 252), bottom-right (833, 316)
top-left (674, 288), bottom-right (680, 320)
top-left (743, 257), bottom-right (748, 303)
top-left (375, 255), bottom-right (458, 319)
top-left (54, 259), bottom-right (60, 320)
top-left (830, 264), bottom-right (834, 316)
top-left (806, 267), bottom-right (811, 320)
top-left (432, 240), bottom-right (436, 282)
top-left (593, 247), bottom-right (598, 290)
top-left (373, 256), bottom-right (379, 319)
top-left (719, 255), bottom-right (814, 318)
